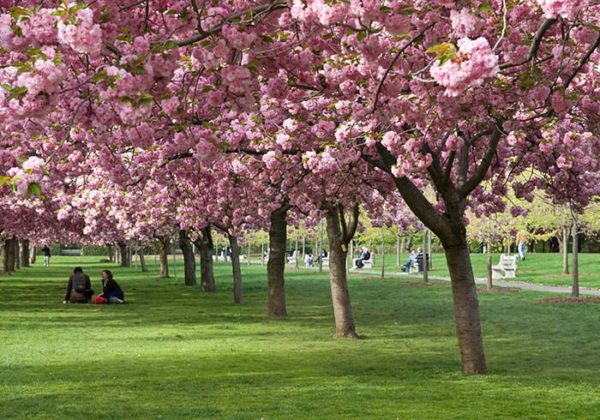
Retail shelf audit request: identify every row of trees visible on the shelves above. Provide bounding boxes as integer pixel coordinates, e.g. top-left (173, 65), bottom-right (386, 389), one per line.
top-left (1, 1), bottom-right (598, 374)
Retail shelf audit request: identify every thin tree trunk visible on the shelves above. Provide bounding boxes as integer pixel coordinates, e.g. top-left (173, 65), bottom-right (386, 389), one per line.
top-left (194, 227), bottom-right (216, 292)
top-left (107, 244), bottom-right (114, 262)
top-left (30, 245), bottom-right (36, 265)
top-left (118, 242), bottom-right (130, 267)
top-left (396, 234), bottom-right (400, 267)
top-left (138, 246), bottom-right (148, 272)
top-left (228, 234), bottom-right (243, 304)
top-left (5, 238), bottom-right (16, 272)
top-left (267, 206), bottom-right (288, 317)
top-left (422, 228), bottom-right (428, 283)
top-left (20, 240), bottom-right (30, 268)
top-left (444, 243), bottom-right (486, 375)
top-left (1, 240), bottom-right (7, 273)
top-left (562, 228), bottom-right (569, 275)
top-left (179, 230), bottom-right (197, 286)
top-left (14, 239), bottom-right (20, 270)
top-left (571, 225), bottom-right (579, 297)
top-left (325, 207), bottom-right (357, 338)
top-left (157, 237), bottom-right (170, 278)
top-left (486, 243), bottom-right (493, 290)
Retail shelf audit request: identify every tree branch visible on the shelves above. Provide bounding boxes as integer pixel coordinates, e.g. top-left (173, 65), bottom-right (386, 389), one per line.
top-left (374, 143), bottom-right (454, 242)
top-left (371, 23), bottom-right (435, 113)
top-left (456, 124), bottom-right (504, 198)
top-left (499, 18), bottom-right (557, 70)
top-left (174, 1), bottom-right (287, 47)
top-left (563, 31), bottom-right (600, 90)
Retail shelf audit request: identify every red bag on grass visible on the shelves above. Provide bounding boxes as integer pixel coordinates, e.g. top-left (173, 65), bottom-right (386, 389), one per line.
top-left (93, 296), bottom-right (109, 304)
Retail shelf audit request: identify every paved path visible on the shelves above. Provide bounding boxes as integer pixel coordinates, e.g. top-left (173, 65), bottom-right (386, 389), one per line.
top-left (378, 271), bottom-right (600, 296)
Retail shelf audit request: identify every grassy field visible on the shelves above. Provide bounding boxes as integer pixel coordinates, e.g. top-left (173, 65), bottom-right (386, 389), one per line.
top-left (242, 251), bottom-right (600, 288)
top-left (1, 256), bottom-right (599, 419)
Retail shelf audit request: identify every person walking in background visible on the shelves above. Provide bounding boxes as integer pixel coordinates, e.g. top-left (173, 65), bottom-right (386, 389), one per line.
top-left (64, 267), bottom-right (93, 303)
top-left (516, 230), bottom-right (528, 261)
top-left (41, 245), bottom-right (51, 267)
top-left (93, 270), bottom-right (125, 304)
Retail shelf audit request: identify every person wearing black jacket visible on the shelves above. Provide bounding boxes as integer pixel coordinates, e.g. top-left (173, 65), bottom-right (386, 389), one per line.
top-left (98, 270), bottom-right (124, 303)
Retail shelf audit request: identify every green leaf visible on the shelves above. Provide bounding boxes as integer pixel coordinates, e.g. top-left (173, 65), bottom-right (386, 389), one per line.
top-left (27, 182), bottom-right (42, 198)
top-left (379, 5), bottom-right (393, 14)
top-left (357, 31), bottom-right (367, 41)
top-left (137, 92), bottom-right (154, 106)
top-left (427, 42), bottom-right (457, 65)
top-left (0, 175), bottom-right (11, 187)
top-left (10, 7), bottom-right (32, 22)
top-left (91, 68), bottom-right (108, 82)
top-left (478, 2), bottom-right (493, 14)
top-left (27, 47), bottom-right (49, 61)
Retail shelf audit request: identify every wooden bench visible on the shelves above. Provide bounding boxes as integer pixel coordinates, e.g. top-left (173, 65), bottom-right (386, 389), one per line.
top-left (492, 255), bottom-right (517, 279)
top-left (59, 249), bottom-right (82, 256)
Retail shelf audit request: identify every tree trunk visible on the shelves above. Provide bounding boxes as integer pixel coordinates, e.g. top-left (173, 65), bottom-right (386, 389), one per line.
top-left (14, 239), bottom-right (20, 270)
top-left (157, 237), bottom-right (170, 278)
top-left (267, 206), bottom-right (288, 317)
top-left (6, 238), bottom-right (17, 271)
top-left (30, 245), bottom-right (36, 265)
top-left (325, 207), bottom-right (357, 338)
top-left (107, 244), bottom-right (114, 262)
top-left (444, 243), bottom-right (487, 374)
top-left (118, 242), bottom-right (130, 267)
top-left (20, 240), bottom-right (30, 268)
top-left (486, 243), bottom-right (493, 290)
top-left (571, 225), bottom-right (579, 297)
top-left (137, 247), bottom-right (148, 272)
top-left (228, 234), bottom-right (243, 304)
top-left (562, 228), bottom-right (569, 275)
top-left (179, 230), bottom-right (197, 286)
top-left (195, 227), bottom-right (216, 292)
top-left (0, 240), bottom-right (7, 273)
top-left (422, 228), bottom-right (428, 283)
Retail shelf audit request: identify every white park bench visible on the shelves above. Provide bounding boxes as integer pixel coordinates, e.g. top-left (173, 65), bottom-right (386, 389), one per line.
top-left (353, 253), bottom-right (374, 269)
top-left (492, 255), bottom-right (517, 279)
top-left (59, 249), bottom-right (82, 256)
top-left (286, 250), bottom-right (298, 264)
top-left (409, 253), bottom-right (429, 273)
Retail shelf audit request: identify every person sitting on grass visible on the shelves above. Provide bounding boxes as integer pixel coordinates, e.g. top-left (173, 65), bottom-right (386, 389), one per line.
top-left (93, 270), bottom-right (125, 304)
top-left (64, 267), bottom-right (93, 304)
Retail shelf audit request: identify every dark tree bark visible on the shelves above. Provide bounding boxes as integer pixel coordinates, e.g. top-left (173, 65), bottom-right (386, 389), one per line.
top-left (193, 226), bottom-right (216, 292)
top-left (107, 244), bottom-right (115, 262)
top-left (444, 243), bottom-right (487, 374)
top-left (156, 236), bottom-right (170, 278)
top-left (228, 234), bottom-right (243, 304)
top-left (571, 224), bottom-right (579, 297)
top-left (118, 242), bottom-right (130, 267)
top-left (5, 238), bottom-right (16, 272)
top-left (20, 240), bottom-right (30, 268)
top-left (14, 239), bottom-right (20, 270)
top-left (267, 205), bottom-right (289, 317)
top-left (325, 204), bottom-right (359, 339)
top-left (137, 246), bottom-right (148, 272)
top-left (179, 230), bottom-right (197, 286)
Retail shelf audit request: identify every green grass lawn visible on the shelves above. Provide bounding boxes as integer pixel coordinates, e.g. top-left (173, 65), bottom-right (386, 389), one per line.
top-left (1, 256), bottom-right (599, 419)
top-left (340, 252), bottom-right (600, 289)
